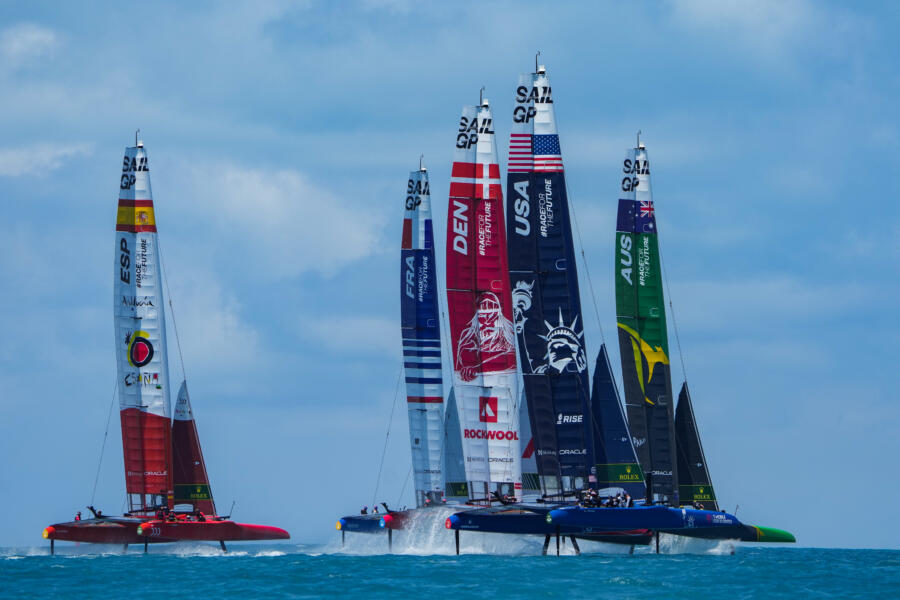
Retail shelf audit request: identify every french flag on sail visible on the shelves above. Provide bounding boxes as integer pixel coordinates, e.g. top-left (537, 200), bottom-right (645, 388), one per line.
top-left (533, 134), bottom-right (564, 172)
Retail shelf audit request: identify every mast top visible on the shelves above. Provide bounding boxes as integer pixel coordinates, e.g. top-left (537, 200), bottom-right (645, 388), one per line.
top-left (419, 154), bottom-right (426, 172)
top-left (636, 130), bottom-right (645, 150)
top-left (535, 51), bottom-right (545, 74)
top-left (479, 86), bottom-right (489, 108)
top-left (135, 129), bottom-right (143, 148)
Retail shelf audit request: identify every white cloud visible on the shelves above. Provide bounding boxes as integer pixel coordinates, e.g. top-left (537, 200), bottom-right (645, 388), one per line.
top-left (176, 162), bottom-right (384, 279)
top-left (667, 0), bottom-right (817, 56)
top-left (0, 142), bottom-right (91, 177)
top-left (0, 23), bottom-right (59, 67)
top-left (298, 314), bottom-right (399, 358)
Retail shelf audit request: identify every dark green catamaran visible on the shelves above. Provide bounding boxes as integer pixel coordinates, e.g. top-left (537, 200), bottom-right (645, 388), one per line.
top-left (614, 139), bottom-right (678, 505)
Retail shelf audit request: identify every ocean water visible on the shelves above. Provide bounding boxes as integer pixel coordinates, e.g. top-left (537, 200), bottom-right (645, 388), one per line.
top-left (2, 534), bottom-right (897, 600)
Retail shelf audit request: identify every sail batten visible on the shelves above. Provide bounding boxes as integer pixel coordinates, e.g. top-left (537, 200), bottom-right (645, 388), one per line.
top-left (446, 100), bottom-right (522, 501)
top-left (614, 143), bottom-right (679, 505)
top-left (113, 142), bottom-right (173, 512)
top-left (507, 67), bottom-right (592, 495)
top-left (401, 167), bottom-right (445, 506)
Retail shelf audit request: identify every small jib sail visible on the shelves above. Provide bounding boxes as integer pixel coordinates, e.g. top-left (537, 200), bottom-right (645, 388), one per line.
top-left (172, 381), bottom-right (216, 514)
top-left (614, 140), bottom-right (679, 505)
top-left (506, 63), bottom-right (593, 496)
top-left (590, 344), bottom-right (646, 499)
top-left (401, 164), bottom-right (445, 507)
top-left (445, 95), bottom-right (522, 501)
top-left (674, 382), bottom-right (718, 510)
top-left (114, 137), bottom-right (173, 514)
top-left (443, 389), bottom-right (468, 501)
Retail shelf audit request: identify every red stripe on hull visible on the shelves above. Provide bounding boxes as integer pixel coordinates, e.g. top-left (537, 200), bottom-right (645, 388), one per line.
top-left (45, 518), bottom-right (290, 543)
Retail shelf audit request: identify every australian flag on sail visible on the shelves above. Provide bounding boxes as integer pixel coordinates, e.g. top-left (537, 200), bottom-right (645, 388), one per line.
top-left (616, 199), bottom-right (656, 234)
top-left (533, 134), bottom-right (563, 172)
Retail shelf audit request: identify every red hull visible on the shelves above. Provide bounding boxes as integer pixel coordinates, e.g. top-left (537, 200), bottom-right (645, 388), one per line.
top-left (44, 517), bottom-right (289, 544)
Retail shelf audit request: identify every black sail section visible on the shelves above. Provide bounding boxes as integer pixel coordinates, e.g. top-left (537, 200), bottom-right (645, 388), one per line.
top-left (675, 382), bottom-right (718, 510)
top-left (508, 169), bottom-right (593, 493)
top-left (589, 344), bottom-right (646, 499)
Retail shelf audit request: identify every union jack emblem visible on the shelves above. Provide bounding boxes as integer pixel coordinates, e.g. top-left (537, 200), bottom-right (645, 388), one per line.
top-left (639, 201), bottom-right (654, 217)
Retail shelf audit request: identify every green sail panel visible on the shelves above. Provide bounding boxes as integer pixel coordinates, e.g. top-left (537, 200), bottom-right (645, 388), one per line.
top-left (614, 142), bottom-right (678, 505)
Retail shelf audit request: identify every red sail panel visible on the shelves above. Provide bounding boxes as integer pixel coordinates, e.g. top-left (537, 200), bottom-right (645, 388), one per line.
top-left (172, 382), bottom-right (216, 515)
top-left (121, 408), bottom-right (172, 502)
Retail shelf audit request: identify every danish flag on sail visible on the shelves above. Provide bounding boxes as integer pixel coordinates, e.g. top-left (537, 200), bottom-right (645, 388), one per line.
top-left (113, 138), bottom-right (173, 512)
top-left (446, 99), bottom-right (522, 500)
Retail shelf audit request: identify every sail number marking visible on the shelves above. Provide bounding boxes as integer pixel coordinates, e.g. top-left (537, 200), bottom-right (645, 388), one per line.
top-left (119, 238), bottom-right (131, 283)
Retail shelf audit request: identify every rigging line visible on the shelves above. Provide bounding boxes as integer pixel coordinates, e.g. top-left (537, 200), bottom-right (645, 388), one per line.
top-left (372, 364), bottom-right (404, 508)
top-left (156, 234), bottom-right (187, 383)
top-left (566, 177), bottom-right (607, 347)
top-left (657, 228), bottom-right (688, 384)
top-left (397, 464), bottom-right (413, 507)
top-left (90, 379), bottom-right (118, 507)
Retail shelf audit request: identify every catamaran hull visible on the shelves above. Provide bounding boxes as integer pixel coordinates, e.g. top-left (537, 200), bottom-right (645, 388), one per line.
top-left (446, 506), bottom-right (651, 545)
top-left (336, 512), bottom-right (407, 534)
top-left (547, 505), bottom-right (793, 542)
top-left (45, 518), bottom-right (289, 544)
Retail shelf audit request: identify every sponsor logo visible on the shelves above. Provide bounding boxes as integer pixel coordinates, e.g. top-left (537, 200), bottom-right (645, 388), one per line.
top-left (463, 429), bottom-right (519, 441)
top-left (536, 449), bottom-right (557, 456)
top-left (121, 295), bottom-right (155, 308)
top-left (556, 413), bottom-right (583, 425)
top-left (454, 292), bottom-right (515, 381)
top-left (120, 154), bottom-right (149, 189)
top-left (124, 372), bottom-right (161, 388)
top-left (559, 449), bottom-right (586, 455)
top-left (405, 178), bottom-right (429, 210)
top-left (632, 436), bottom-right (646, 447)
top-left (456, 114), bottom-right (493, 149)
top-left (617, 322), bottom-right (669, 405)
top-left (125, 331), bottom-right (154, 368)
top-left (479, 397), bottom-right (498, 423)
top-left (489, 457), bottom-right (513, 462)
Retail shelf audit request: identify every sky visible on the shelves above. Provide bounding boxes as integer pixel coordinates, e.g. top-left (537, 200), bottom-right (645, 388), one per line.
top-left (0, 0), bottom-right (898, 550)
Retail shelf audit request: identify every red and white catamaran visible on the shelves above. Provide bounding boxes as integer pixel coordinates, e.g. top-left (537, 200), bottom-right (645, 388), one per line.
top-left (43, 136), bottom-right (288, 553)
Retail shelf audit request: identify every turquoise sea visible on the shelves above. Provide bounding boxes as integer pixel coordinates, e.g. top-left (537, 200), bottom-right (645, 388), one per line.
top-left (1, 541), bottom-right (897, 599)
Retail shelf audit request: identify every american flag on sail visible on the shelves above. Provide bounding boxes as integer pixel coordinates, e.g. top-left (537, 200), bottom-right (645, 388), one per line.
top-left (533, 134), bottom-right (564, 172)
top-left (508, 133), bottom-right (533, 172)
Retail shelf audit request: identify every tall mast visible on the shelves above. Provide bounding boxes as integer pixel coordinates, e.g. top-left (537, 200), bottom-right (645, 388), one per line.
top-left (506, 63), bottom-right (593, 497)
top-left (446, 94), bottom-right (522, 502)
top-left (400, 163), bottom-right (445, 507)
top-left (113, 136), bottom-right (173, 513)
top-left (614, 140), bottom-right (679, 505)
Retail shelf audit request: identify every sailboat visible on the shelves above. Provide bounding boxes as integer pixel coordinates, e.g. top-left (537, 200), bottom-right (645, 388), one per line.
top-left (446, 64), bottom-right (652, 553)
top-left (545, 139), bottom-right (795, 546)
top-left (337, 161), bottom-right (449, 542)
top-left (42, 136), bottom-right (289, 553)
top-left (445, 92), bottom-right (522, 503)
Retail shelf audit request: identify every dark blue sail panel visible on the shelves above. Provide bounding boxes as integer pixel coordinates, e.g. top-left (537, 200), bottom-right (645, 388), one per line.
top-left (590, 345), bottom-right (646, 499)
top-left (508, 169), bottom-right (593, 488)
top-left (400, 248), bottom-right (439, 339)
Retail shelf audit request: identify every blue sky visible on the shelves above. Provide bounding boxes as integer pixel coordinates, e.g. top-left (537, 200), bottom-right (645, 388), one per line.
top-left (0, 1), bottom-right (897, 549)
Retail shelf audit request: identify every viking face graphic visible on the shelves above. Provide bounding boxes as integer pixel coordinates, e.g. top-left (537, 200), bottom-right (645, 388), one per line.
top-left (454, 292), bottom-right (516, 381)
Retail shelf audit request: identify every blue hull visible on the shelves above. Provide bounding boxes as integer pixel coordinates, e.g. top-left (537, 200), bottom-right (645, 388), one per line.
top-left (448, 505), bottom-right (652, 545)
top-left (336, 514), bottom-right (387, 534)
top-left (547, 505), bottom-right (750, 539)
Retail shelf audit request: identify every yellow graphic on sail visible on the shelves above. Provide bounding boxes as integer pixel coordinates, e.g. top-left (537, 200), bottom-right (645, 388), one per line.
top-left (617, 323), bottom-right (669, 405)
